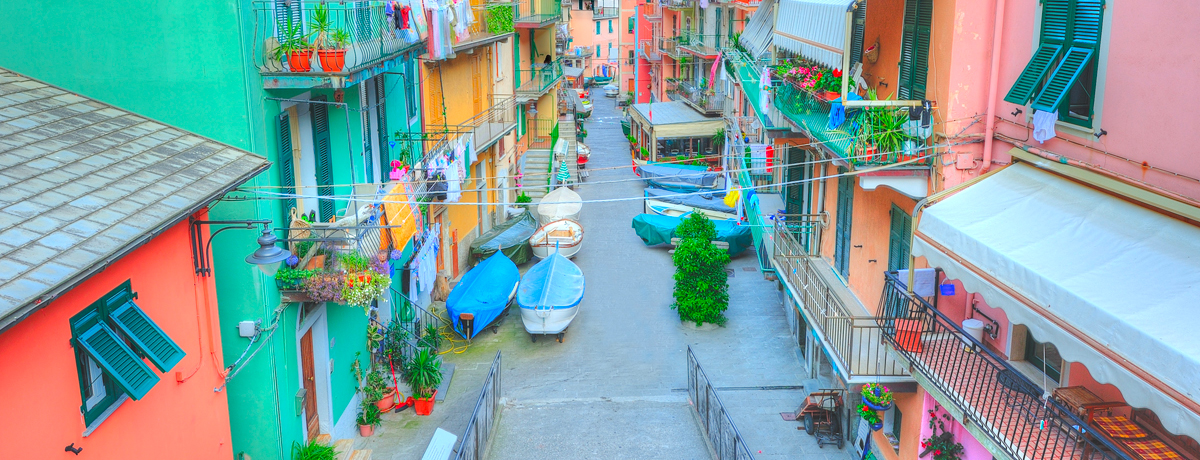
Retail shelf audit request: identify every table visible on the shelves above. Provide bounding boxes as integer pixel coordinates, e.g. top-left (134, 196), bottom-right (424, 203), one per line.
top-left (1054, 386), bottom-right (1104, 417)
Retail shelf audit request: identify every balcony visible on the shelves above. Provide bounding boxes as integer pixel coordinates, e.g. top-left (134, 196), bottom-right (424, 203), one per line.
top-left (665, 0), bottom-right (692, 10)
top-left (593, 6), bottom-right (618, 18)
top-left (877, 273), bottom-right (1130, 460)
top-left (451, 3), bottom-right (518, 54)
top-left (772, 220), bottom-right (912, 383)
top-left (678, 32), bottom-right (722, 59)
top-left (641, 39), bottom-right (661, 61)
top-left (567, 46), bottom-right (594, 58)
top-left (677, 80), bottom-right (724, 115)
top-left (464, 97), bottom-right (519, 153)
top-left (643, 2), bottom-right (663, 21)
top-left (252, 0), bottom-right (425, 89)
top-left (515, 59), bottom-right (565, 101)
top-left (515, 0), bottom-right (562, 28)
top-left (730, 0), bottom-right (761, 9)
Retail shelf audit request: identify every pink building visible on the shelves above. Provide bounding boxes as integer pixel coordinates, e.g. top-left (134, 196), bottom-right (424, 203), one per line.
top-left (566, 0), bottom-right (621, 87)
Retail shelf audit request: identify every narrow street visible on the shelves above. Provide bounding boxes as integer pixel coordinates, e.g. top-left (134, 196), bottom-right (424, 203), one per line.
top-left (364, 96), bottom-right (842, 459)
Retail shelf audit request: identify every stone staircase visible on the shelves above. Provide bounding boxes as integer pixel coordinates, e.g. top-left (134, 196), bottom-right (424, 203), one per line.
top-left (519, 116), bottom-right (580, 201)
top-left (313, 434), bottom-right (371, 460)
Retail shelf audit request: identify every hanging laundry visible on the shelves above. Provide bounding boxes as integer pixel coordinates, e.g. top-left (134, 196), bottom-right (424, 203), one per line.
top-left (385, 1), bottom-right (398, 38)
top-left (908, 100), bottom-right (933, 140)
top-left (1032, 109), bottom-right (1057, 143)
top-left (759, 67), bottom-right (772, 113)
top-left (464, 136), bottom-right (475, 165)
top-left (446, 154), bottom-right (462, 202)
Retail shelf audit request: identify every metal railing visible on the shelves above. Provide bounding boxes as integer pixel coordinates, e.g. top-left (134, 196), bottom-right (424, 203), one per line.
top-left (773, 222), bottom-right (911, 379)
top-left (524, 119), bottom-right (558, 150)
top-left (458, 3), bottom-right (517, 49)
top-left (641, 39), bottom-right (661, 61)
top-left (252, 0), bottom-right (424, 75)
top-left (687, 347), bottom-right (756, 460)
top-left (515, 0), bottom-right (562, 25)
top-left (568, 46), bottom-right (595, 58)
top-left (643, 2), bottom-right (662, 19)
top-left (453, 351), bottom-right (503, 460)
top-left (677, 80), bottom-right (725, 114)
top-left (593, 6), bottom-right (619, 18)
top-left (516, 59), bottom-right (565, 98)
top-left (388, 286), bottom-right (455, 351)
top-left (678, 32), bottom-right (725, 57)
top-left (463, 97), bottom-right (519, 151)
top-left (665, 0), bottom-right (693, 10)
top-left (877, 273), bottom-right (1131, 460)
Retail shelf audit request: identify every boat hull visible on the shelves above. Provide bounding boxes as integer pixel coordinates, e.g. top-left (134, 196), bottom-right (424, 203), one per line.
top-left (529, 219), bottom-right (584, 259)
top-left (520, 304), bottom-right (580, 335)
top-left (645, 198), bottom-right (738, 221)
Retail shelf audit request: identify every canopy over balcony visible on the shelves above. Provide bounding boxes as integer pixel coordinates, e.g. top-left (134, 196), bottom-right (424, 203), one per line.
top-left (774, 0), bottom-right (857, 70)
top-left (911, 160), bottom-right (1200, 437)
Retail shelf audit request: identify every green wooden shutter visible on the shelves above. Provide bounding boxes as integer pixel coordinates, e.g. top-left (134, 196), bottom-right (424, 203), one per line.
top-left (1003, 0), bottom-right (1071, 104)
top-left (849, 0), bottom-right (867, 67)
top-left (834, 173), bottom-right (854, 277)
top-left (1030, 0), bottom-right (1102, 113)
top-left (78, 322), bottom-right (159, 400)
top-left (312, 96), bottom-right (335, 221)
top-left (609, 20), bottom-right (613, 33)
top-left (109, 301), bottom-right (185, 373)
top-left (629, 17), bottom-right (634, 33)
top-left (274, 0), bottom-right (303, 41)
top-left (897, 0), bottom-right (931, 100)
top-left (596, 21), bottom-right (601, 34)
top-left (376, 75), bottom-right (391, 183)
top-left (277, 113), bottom-right (297, 217)
top-left (888, 205), bottom-right (912, 271)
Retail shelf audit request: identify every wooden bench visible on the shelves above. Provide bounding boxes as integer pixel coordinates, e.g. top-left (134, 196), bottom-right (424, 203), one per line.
top-left (667, 237), bottom-right (729, 254)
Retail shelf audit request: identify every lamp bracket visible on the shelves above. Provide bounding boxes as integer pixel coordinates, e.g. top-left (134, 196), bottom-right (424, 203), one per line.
top-left (189, 218), bottom-right (272, 277)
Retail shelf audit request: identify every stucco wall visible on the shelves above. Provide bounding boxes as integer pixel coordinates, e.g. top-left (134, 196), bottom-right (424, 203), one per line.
top-left (0, 219), bottom-right (232, 459)
top-left (919, 393), bottom-right (991, 460)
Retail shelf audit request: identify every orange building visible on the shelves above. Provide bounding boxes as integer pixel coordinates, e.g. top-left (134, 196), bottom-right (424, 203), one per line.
top-left (0, 68), bottom-right (268, 458)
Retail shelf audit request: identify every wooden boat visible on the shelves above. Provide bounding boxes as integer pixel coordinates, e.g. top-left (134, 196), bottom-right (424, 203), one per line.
top-left (537, 186), bottom-right (583, 224)
top-left (530, 219), bottom-right (584, 259)
top-left (518, 252), bottom-right (585, 343)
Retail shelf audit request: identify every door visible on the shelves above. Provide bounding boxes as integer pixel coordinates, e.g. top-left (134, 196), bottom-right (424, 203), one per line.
top-left (300, 328), bottom-right (319, 440)
top-left (834, 171), bottom-right (854, 278)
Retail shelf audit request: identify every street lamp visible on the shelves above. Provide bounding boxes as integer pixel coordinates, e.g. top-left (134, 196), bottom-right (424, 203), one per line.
top-left (190, 219), bottom-right (293, 277)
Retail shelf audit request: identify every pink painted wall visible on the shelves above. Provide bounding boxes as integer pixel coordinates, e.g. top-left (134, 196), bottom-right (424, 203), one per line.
top-left (944, 0), bottom-right (1200, 202)
top-left (930, 278), bottom-right (1011, 358)
top-left (920, 393), bottom-right (991, 460)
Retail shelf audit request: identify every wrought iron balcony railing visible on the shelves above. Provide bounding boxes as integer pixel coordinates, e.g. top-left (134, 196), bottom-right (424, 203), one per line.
top-left (641, 39), bottom-right (661, 61)
top-left (516, 59), bottom-right (565, 99)
top-left (678, 32), bottom-right (724, 58)
top-left (772, 220), bottom-right (911, 381)
top-left (252, 0), bottom-right (424, 87)
top-left (515, 0), bottom-right (563, 27)
top-left (677, 80), bottom-right (725, 115)
top-left (453, 3), bottom-right (518, 53)
top-left (877, 273), bottom-right (1131, 460)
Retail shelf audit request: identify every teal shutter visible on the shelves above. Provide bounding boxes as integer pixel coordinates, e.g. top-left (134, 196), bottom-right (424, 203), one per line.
top-left (849, 0), bottom-right (867, 66)
top-left (715, 8), bottom-right (722, 42)
top-left (897, 0), bottom-right (931, 100)
top-left (629, 17), bottom-right (634, 33)
top-left (596, 21), bottom-right (601, 34)
top-left (78, 322), bottom-right (159, 400)
top-left (277, 113), bottom-right (297, 218)
top-left (609, 20), bottom-right (613, 33)
top-left (312, 96), bottom-right (335, 221)
top-left (887, 205), bottom-right (912, 271)
top-left (376, 75), bottom-right (391, 183)
top-left (834, 173), bottom-right (854, 277)
top-left (1031, 47), bottom-right (1093, 111)
top-left (109, 301), bottom-right (185, 373)
top-left (274, 0), bottom-right (303, 42)
top-left (1003, 45), bottom-right (1063, 104)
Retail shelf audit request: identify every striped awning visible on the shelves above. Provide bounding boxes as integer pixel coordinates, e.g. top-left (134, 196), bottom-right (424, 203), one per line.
top-left (774, 0), bottom-right (857, 70)
top-left (739, 0), bottom-right (776, 59)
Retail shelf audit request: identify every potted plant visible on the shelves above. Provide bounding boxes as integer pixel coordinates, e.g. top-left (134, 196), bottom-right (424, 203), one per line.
top-left (409, 348), bottom-right (443, 416)
top-left (356, 401), bottom-right (382, 436)
top-left (339, 252), bottom-right (391, 312)
top-left (861, 383), bottom-right (893, 411)
top-left (273, 17), bottom-right (313, 72)
top-left (275, 267), bottom-right (316, 290)
top-left (291, 438), bottom-right (338, 460)
top-left (309, 2), bottom-right (350, 73)
top-left (858, 403), bottom-right (884, 431)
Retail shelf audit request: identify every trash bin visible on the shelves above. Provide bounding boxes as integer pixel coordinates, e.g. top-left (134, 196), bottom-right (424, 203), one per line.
top-left (963, 318), bottom-right (985, 344)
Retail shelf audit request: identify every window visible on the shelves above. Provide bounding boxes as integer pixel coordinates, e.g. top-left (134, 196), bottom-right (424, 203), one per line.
top-left (406, 59), bottom-right (419, 122)
top-left (596, 21), bottom-right (601, 34)
top-left (1025, 333), bottom-right (1064, 383)
top-left (1003, 0), bottom-right (1103, 128)
top-left (888, 205), bottom-right (912, 271)
top-left (628, 17), bottom-right (634, 33)
top-left (608, 20), bottom-right (613, 33)
top-left (71, 281), bottom-right (184, 428)
top-left (898, 0), bottom-right (932, 100)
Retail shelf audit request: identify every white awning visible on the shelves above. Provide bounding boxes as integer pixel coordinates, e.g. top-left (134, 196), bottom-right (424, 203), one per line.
top-left (739, 0), bottom-right (776, 59)
top-left (913, 163), bottom-right (1200, 437)
top-left (773, 0), bottom-right (856, 70)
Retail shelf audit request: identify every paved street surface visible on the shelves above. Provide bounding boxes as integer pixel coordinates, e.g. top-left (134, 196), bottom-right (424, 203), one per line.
top-left (361, 96), bottom-right (852, 459)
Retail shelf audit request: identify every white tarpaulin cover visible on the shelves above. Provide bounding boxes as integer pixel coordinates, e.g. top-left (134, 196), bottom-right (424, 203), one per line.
top-left (914, 163), bottom-right (1200, 436)
top-left (774, 0), bottom-right (856, 70)
top-left (537, 187), bottom-right (582, 224)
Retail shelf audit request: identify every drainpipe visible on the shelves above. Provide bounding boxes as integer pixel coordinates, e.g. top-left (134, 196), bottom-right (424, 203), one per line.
top-left (634, 2), bottom-right (640, 102)
top-left (980, 0), bottom-right (1008, 173)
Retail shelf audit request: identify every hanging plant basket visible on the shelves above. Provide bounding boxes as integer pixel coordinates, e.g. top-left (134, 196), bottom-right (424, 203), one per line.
top-left (870, 421), bottom-right (884, 431)
top-left (864, 399), bottom-right (893, 411)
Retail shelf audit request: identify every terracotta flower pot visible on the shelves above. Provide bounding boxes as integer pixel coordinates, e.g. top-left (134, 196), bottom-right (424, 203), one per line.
top-left (413, 390), bottom-right (437, 416)
top-left (823, 91), bottom-right (842, 101)
top-left (305, 254), bottom-right (327, 270)
top-left (288, 50), bottom-right (313, 72)
top-left (358, 424), bottom-right (374, 437)
top-left (375, 389), bottom-right (398, 412)
top-left (318, 49), bottom-right (347, 73)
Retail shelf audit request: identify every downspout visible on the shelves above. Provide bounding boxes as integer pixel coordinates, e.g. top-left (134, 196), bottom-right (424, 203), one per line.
top-left (634, 2), bottom-right (640, 102)
top-left (905, 165), bottom-right (1007, 293)
top-left (980, 0), bottom-right (1007, 173)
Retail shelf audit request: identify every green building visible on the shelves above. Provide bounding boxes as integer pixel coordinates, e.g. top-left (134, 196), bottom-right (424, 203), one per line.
top-left (0, 1), bottom-right (426, 458)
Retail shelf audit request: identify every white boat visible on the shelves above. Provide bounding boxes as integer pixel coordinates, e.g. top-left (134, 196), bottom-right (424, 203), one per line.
top-left (537, 186), bottom-right (582, 224)
top-left (530, 219), bottom-right (584, 259)
top-left (644, 188), bottom-right (738, 221)
top-left (519, 252), bottom-right (585, 343)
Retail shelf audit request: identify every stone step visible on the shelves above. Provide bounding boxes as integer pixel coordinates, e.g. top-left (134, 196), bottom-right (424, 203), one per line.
top-left (334, 439), bottom-right (355, 460)
top-left (347, 449), bottom-right (372, 460)
top-left (315, 434), bottom-right (333, 446)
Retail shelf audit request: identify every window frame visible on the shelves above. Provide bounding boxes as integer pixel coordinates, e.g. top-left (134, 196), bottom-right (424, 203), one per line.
top-left (1028, 0), bottom-right (1110, 132)
top-left (72, 307), bottom-right (123, 428)
top-left (1024, 332), bottom-right (1064, 383)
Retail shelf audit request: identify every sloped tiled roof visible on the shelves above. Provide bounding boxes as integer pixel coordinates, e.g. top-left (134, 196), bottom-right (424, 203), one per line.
top-left (0, 67), bottom-right (269, 332)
